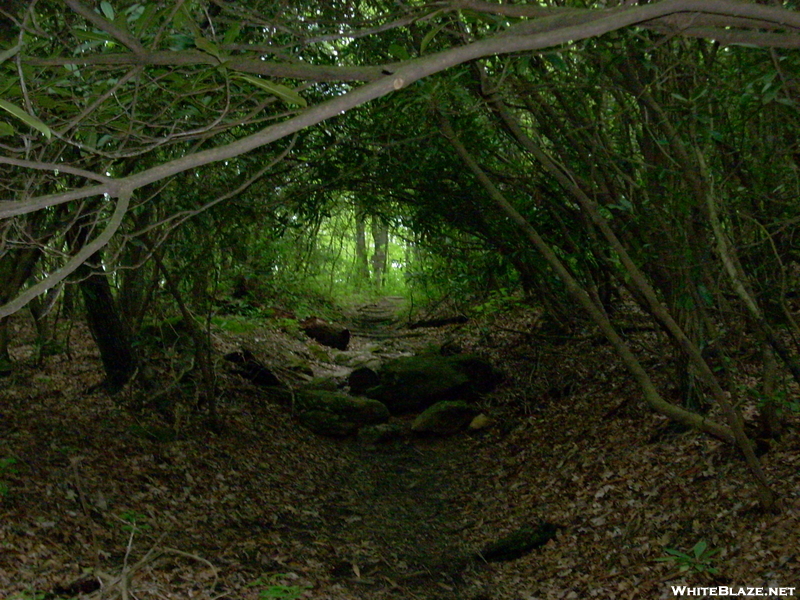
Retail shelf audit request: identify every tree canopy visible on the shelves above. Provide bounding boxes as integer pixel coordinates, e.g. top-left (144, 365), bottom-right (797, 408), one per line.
top-left (3, 0), bottom-right (800, 508)
top-left (2, 0), bottom-right (800, 313)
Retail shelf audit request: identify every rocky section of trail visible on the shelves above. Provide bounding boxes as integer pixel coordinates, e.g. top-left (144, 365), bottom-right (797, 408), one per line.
top-left (290, 296), bottom-right (494, 598)
top-left (344, 296), bottom-right (407, 338)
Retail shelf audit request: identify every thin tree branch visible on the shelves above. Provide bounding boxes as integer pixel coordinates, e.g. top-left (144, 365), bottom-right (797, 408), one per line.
top-left (0, 157), bottom-right (111, 183)
top-left (0, 189), bottom-right (131, 318)
top-left (64, 0), bottom-right (146, 55)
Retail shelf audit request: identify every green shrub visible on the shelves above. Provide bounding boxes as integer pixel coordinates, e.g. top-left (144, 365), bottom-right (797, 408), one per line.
top-left (656, 540), bottom-right (720, 575)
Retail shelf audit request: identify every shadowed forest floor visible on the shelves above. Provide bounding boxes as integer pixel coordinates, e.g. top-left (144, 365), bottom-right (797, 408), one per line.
top-left (1, 299), bottom-right (799, 599)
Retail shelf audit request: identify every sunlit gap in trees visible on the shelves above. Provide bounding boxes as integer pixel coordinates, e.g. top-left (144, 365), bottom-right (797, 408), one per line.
top-left (303, 202), bottom-right (412, 299)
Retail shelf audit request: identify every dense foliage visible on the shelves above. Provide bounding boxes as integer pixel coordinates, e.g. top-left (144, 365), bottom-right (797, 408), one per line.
top-left (2, 0), bottom-right (800, 506)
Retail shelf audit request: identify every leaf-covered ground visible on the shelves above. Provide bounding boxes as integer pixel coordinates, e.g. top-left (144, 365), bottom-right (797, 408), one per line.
top-left (1, 301), bottom-right (799, 599)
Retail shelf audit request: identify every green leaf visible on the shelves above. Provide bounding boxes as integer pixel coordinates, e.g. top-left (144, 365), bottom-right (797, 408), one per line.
top-left (388, 43), bottom-right (409, 61)
top-left (233, 74), bottom-right (307, 107)
top-left (763, 87), bottom-right (780, 104)
top-left (0, 43), bottom-right (20, 65)
top-left (175, 4), bottom-right (201, 36)
top-left (692, 540), bottom-right (708, 558)
top-left (760, 71), bottom-right (777, 94)
top-left (543, 52), bottom-right (567, 72)
top-left (0, 99), bottom-right (51, 138)
top-left (195, 36), bottom-right (221, 60)
top-left (124, 4), bottom-right (145, 21)
top-left (169, 33), bottom-right (195, 51)
top-left (0, 122), bottom-right (15, 136)
top-left (100, 1), bottom-right (114, 20)
top-left (420, 21), bottom-right (448, 54)
top-left (223, 22), bottom-right (241, 46)
top-left (71, 28), bottom-right (114, 43)
top-left (84, 130), bottom-right (97, 149)
top-left (133, 4), bottom-right (160, 36)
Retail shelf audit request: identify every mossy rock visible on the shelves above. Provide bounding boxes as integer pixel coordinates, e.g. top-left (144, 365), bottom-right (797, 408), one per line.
top-left (304, 376), bottom-right (340, 391)
top-left (366, 354), bottom-right (501, 415)
top-left (296, 390), bottom-right (389, 437)
top-left (348, 366), bottom-right (380, 395)
top-left (297, 390), bottom-right (389, 423)
top-left (298, 410), bottom-right (359, 437)
top-left (478, 522), bottom-right (559, 562)
top-left (412, 401), bottom-right (478, 436)
top-left (358, 422), bottom-right (406, 445)
top-left (307, 344), bottom-right (332, 363)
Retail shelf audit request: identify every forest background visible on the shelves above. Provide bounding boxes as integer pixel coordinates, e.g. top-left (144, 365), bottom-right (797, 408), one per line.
top-left (2, 0), bottom-right (800, 598)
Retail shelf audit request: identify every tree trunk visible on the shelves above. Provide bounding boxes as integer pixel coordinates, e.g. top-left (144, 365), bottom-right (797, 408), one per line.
top-left (0, 247), bottom-right (42, 365)
top-left (371, 217), bottom-right (389, 288)
top-left (78, 268), bottom-right (137, 393)
top-left (759, 344), bottom-right (782, 439)
top-left (354, 209), bottom-right (370, 287)
top-left (0, 319), bottom-right (11, 368)
top-left (67, 203), bottom-right (138, 393)
top-left (152, 250), bottom-right (217, 422)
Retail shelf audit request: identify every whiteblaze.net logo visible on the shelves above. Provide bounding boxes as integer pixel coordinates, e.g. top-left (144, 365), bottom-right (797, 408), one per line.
top-left (671, 586), bottom-right (797, 597)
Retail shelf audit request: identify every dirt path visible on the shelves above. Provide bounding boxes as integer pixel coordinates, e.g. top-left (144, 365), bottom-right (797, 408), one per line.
top-left (317, 435), bottom-right (483, 599)
top-left (314, 297), bottom-right (483, 599)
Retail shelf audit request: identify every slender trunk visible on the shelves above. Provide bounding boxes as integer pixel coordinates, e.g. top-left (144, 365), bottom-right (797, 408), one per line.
top-left (760, 344), bottom-right (781, 439)
top-left (0, 247), bottom-right (42, 363)
top-left (438, 110), bottom-right (776, 507)
top-left (79, 269), bottom-right (137, 393)
top-left (328, 227), bottom-right (346, 295)
top-left (0, 319), bottom-right (10, 368)
top-left (700, 150), bottom-right (800, 386)
top-left (151, 250), bottom-right (217, 423)
top-left (354, 209), bottom-right (370, 287)
top-left (371, 217), bottom-right (389, 288)
top-left (29, 284), bottom-right (62, 365)
top-left (67, 202), bottom-right (138, 393)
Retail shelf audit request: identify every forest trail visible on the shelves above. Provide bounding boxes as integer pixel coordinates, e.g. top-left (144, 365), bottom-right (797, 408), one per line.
top-left (318, 432), bottom-right (482, 599)
top-left (3, 300), bottom-right (799, 599)
top-left (0, 301), bottom-right (491, 600)
top-left (316, 296), bottom-right (482, 599)
top-left (344, 296), bottom-right (407, 338)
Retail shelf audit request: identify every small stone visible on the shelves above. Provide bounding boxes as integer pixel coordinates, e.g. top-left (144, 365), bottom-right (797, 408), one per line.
top-left (469, 413), bottom-right (491, 431)
top-left (412, 400), bottom-right (477, 436)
